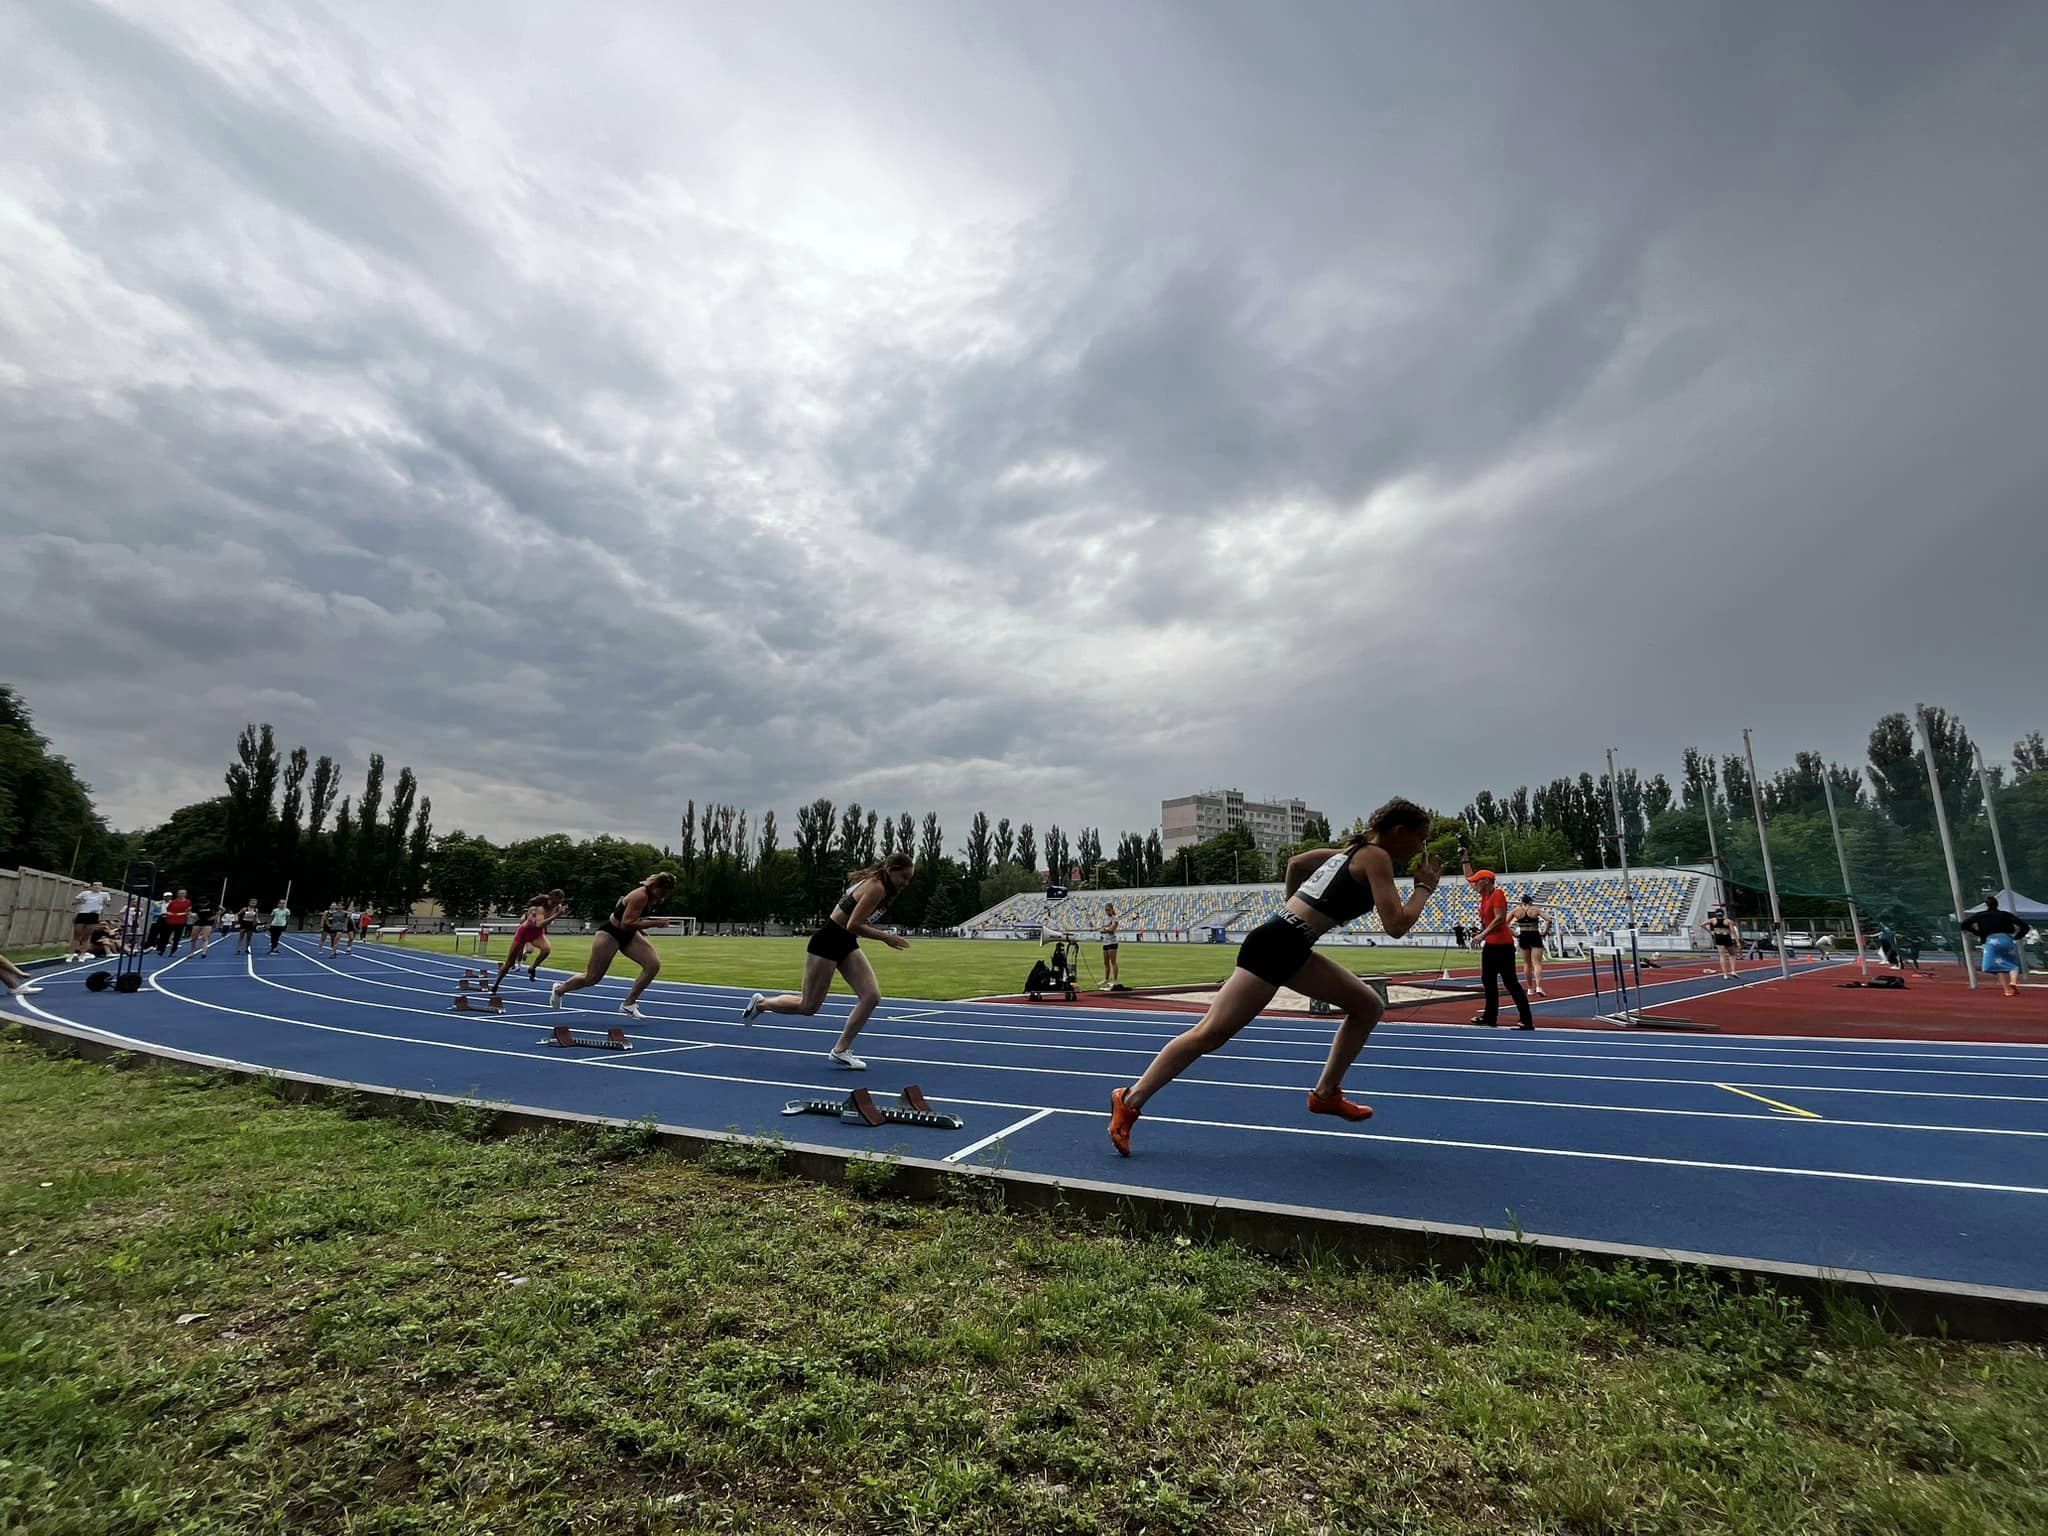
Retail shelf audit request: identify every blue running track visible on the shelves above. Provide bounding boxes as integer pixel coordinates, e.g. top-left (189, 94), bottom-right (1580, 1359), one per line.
top-left (9, 937), bottom-right (2048, 1293)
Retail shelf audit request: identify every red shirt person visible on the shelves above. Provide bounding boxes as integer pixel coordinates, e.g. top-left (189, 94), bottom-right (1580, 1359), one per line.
top-left (1463, 858), bottom-right (1534, 1030)
top-left (161, 891), bottom-right (193, 956)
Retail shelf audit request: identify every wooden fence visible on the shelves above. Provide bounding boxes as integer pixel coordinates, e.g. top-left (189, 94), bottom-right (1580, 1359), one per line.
top-left (1, 865), bottom-right (116, 949)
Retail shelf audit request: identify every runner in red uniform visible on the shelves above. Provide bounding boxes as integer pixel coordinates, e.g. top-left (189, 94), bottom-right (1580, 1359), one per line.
top-left (491, 889), bottom-right (566, 996)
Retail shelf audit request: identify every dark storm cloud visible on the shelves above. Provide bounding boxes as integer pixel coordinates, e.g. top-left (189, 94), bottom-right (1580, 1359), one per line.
top-left (4, 0), bottom-right (2044, 852)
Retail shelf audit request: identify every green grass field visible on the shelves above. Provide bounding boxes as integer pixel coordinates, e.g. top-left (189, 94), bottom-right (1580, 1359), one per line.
top-left (3, 1038), bottom-right (2043, 1534)
top-left (391, 933), bottom-right (1464, 1000)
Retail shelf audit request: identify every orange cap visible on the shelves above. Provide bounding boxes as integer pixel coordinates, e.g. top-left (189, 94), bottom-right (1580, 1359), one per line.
top-left (1470, 869), bottom-right (1497, 884)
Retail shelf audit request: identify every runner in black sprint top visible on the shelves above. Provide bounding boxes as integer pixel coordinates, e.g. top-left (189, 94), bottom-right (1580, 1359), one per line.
top-left (1108, 798), bottom-right (1442, 1155)
top-left (742, 852), bottom-right (913, 1070)
top-left (550, 872), bottom-right (676, 1021)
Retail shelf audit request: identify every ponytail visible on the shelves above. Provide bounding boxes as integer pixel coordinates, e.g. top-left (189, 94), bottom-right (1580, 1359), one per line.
top-left (848, 851), bottom-right (915, 887)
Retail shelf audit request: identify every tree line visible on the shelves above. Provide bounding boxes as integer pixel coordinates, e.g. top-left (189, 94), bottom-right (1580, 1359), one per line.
top-left (9, 681), bottom-right (2044, 935)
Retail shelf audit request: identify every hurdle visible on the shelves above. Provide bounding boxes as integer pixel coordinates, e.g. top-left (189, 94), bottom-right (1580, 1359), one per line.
top-left (1592, 944), bottom-right (1716, 1032)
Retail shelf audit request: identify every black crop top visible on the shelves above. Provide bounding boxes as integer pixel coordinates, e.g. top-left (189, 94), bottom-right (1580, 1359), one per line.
top-left (834, 879), bottom-right (888, 923)
top-left (1293, 850), bottom-right (1378, 926)
top-left (611, 887), bottom-right (659, 925)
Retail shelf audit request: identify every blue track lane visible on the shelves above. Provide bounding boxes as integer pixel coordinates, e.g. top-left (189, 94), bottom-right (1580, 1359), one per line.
top-left (10, 938), bottom-right (2047, 1293)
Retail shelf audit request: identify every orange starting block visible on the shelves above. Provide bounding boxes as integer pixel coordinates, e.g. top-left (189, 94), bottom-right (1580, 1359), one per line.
top-left (452, 992), bottom-right (506, 1012)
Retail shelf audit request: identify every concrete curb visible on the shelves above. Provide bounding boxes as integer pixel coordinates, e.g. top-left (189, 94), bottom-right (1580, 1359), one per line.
top-left (7, 1009), bottom-right (2047, 1343)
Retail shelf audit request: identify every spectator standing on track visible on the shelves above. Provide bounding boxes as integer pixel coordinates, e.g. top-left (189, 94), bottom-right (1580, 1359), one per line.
top-left (322, 901), bottom-right (348, 955)
top-left (1510, 889), bottom-right (1551, 997)
top-left (1101, 902), bottom-right (1123, 989)
top-left (1704, 907), bottom-right (1739, 978)
top-left (236, 900), bottom-right (261, 956)
top-left (267, 899), bottom-right (291, 954)
top-left (1463, 839), bottom-right (1534, 1030)
top-left (160, 889), bottom-right (192, 956)
top-left (1961, 897), bottom-right (2031, 999)
top-left (69, 880), bottom-right (110, 963)
top-left (188, 893), bottom-right (217, 958)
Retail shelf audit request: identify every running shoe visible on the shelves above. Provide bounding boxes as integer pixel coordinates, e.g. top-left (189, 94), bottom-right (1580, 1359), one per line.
top-left (828, 1048), bottom-right (866, 1070)
top-left (7, 982), bottom-right (43, 997)
top-left (741, 992), bottom-right (765, 1023)
top-left (1108, 1085), bottom-right (1139, 1155)
top-left (620, 1002), bottom-right (646, 1021)
top-left (1306, 1088), bottom-right (1373, 1122)
top-left (549, 982), bottom-right (565, 1010)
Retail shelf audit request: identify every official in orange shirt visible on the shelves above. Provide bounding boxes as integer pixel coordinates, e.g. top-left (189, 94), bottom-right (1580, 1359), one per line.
top-left (1463, 849), bottom-right (1534, 1031)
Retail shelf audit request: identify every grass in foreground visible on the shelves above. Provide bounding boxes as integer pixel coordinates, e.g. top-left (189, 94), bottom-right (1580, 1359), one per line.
top-left (4, 1038), bottom-right (2045, 1536)
top-left (383, 933), bottom-right (1464, 1001)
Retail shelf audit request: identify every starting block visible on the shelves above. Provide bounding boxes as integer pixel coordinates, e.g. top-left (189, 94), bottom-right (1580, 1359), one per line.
top-left (452, 992), bottom-right (507, 1011)
top-left (460, 970), bottom-right (488, 991)
top-left (781, 1083), bottom-right (963, 1131)
top-left (544, 1024), bottom-right (632, 1051)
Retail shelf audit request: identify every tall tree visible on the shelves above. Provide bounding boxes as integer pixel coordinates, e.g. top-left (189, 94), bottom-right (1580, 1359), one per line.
top-left (404, 797), bottom-right (433, 911)
top-left (795, 798), bottom-right (837, 914)
top-left (678, 800), bottom-right (697, 877)
top-left (307, 755), bottom-right (339, 836)
top-left (881, 815), bottom-right (898, 858)
top-left (428, 831), bottom-right (500, 921)
top-left (861, 809), bottom-right (879, 864)
top-left (222, 723), bottom-right (280, 883)
top-left (330, 797), bottom-right (355, 901)
top-left (2016, 732), bottom-right (2047, 778)
top-left (1143, 830), bottom-right (1163, 884)
top-left (1868, 708), bottom-right (1978, 831)
top-left (1016, 822), bottom-right (1037, 875)
top-left (895, 812), bottom-right (914, 868)
top-left (757, 808), bottom-right (779, 864)
top-left (0, 685), bottom-right (117, 874)
top-left (837, 803), bottom-right (866, 866)
top-left (963, 811), bottom-right (993, 890)
top-left (383, 766), bottom-right (418, 908)
top-left (918, 812), bottom-right (943, 868)
top-left (992, 817), bottom-right (1014, 868)
top-left (354, 754), bottom-right (386, 898)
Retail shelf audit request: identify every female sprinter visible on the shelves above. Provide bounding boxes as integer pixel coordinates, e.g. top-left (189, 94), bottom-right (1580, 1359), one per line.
top-left (1101, 901), bottom-right (1122, 988)
top-left (1704, 907), bottom-right (1738, 978)
top-left (491, 889), bottom-right (566, 996)
top-left (1108, 798), bottom-right (1441, 1155)
top-left (741, 851), bottom-right (913, 1069)
top-left (550, 873), bottom-right (675, 1020)
top-left (1510, 889), bottom-right (1550, 996)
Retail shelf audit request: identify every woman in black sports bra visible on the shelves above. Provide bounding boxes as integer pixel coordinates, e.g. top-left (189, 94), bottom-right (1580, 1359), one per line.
top-left (742, 852), bottom-right (913, 1069)
top-left (1109, 798), bottom-right (1442, 1155)
top-left (550, 872), bottom-right (675, 1020)
top-left (1510, 891), bottom-right (1550, 997)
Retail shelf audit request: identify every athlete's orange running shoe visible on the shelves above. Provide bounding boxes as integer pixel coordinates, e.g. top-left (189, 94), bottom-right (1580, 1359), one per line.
top-left (1306, 1089), bottom-right (1373, 1122)
top-left (1109, 1086), bottom-right (1140, 1155)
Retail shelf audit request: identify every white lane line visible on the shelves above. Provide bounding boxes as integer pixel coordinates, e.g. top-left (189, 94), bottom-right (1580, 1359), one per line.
top-left (20, 986), bottom-right (2048, 1196)
top-left (944, 1107), bottom-right (1056, 1164)
top-left (228, 954), bottom-right (2048, 1123)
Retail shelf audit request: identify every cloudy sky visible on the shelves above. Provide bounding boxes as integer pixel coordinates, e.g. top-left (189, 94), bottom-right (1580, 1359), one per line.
top-left (5, 0), bottom-right (2044, 851)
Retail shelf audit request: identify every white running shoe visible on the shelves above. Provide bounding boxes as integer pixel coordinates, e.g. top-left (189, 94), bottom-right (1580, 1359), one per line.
top-left (8, 982), bottom-right (43, 997)
top-left (620, 1002), bottom-right (646, 1021)
top-left (549, 982), bottom-right (565, 1010)
top-left (741, 992), bottom-right (765, 1023)
top-left (828, 1048), bottom-right (867, 1071)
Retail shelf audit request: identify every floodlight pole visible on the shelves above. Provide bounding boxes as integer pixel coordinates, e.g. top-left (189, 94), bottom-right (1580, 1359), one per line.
top-left (1818, 766), bottom-right (1868, 977)
top-left (1605, 748), bottom-right (1641, 984)
top-left (1695, 771), bottom-right (1729, 913)
top-left (1916, 705), bottom-right (1977, 989)
top-left (1741, 730), bottom-right (1791, 979)
top-left (1973, 744), bottom-right (2014, 906)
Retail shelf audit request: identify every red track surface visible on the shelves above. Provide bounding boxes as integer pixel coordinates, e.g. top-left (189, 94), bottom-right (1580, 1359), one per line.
top-left (1637, 962), bottom-right (2048, 1043)
top-left (985, 954), bottom-right (2048, 1044)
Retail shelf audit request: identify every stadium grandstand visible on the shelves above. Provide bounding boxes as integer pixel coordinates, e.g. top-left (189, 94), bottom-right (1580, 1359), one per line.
top-left (959, 867), bottom-right (1716, 950)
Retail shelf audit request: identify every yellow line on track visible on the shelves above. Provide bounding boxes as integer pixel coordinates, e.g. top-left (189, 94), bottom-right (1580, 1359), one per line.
top-left (1716, 1083), bottom-right (1822, 1119)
